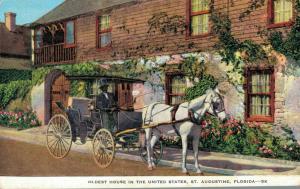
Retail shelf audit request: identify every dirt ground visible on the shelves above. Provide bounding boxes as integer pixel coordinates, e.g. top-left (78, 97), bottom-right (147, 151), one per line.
top-left (0, 138), bottom-right (217, 176)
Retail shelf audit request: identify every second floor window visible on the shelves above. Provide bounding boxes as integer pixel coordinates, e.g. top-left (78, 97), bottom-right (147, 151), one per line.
top-left (35, 28), bottom-right (43, 49)
top-left (97, 15), bottom-right (112, 48)
top-left (270, 0), bottom-right (293, 24)
top-left (190, 0), bottom-right (210, 36)
top-left (65, 21), bottom-right (75, 45)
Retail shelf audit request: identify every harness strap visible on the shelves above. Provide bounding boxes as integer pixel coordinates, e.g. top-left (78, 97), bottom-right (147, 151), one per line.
top-left (188, 109), bottom-right (201, 125)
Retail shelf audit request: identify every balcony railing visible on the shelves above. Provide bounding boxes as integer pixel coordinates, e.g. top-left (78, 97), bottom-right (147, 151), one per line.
top-left (34, 43), bottom-right (76, 65)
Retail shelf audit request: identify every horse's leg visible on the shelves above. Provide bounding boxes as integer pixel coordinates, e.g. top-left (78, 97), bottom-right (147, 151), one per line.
top-left (181, 134), bottom-right (188, 174)
top-left (192, 135), bottom-right (202, 174)
top-left (145, 128), bottom-right (153, 170)
top-left (150, 128), bottom-right (160, 168)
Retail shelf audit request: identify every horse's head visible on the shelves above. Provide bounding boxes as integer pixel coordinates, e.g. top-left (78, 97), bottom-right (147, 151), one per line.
top-left (206, 88), bottom-right (227, 121)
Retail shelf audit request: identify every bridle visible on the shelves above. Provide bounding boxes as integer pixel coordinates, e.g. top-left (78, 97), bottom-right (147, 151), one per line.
top-left (204, 93), bottom-right (225, 117)
top-left (186, 92), bottom-right (225, 124)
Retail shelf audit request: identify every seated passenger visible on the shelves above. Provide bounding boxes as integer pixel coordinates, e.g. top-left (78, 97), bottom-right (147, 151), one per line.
top-left (96, 79), bottom-right (118, 132)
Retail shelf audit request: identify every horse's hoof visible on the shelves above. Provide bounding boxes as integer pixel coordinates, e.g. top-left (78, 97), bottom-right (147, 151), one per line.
top-left (198, 172), bottom-right (204, 176)
top-left (185, 172), bottom-right (190, 176)
top-left (196, 169), bottom-right (203, 174)
top-left (148, 166), bottom-right (153, 171)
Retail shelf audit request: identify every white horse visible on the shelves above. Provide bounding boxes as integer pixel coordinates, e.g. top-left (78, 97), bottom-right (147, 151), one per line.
top-left (143, 88), bottom-right (227, 174)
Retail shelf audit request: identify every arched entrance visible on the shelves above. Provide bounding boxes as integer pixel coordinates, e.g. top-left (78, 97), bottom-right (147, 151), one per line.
top-left (44, 70), bottom-right (70, 124)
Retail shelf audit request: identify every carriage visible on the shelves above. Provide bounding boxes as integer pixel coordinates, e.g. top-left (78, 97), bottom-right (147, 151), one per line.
top-left (46, 80), bottom-right (163, 168)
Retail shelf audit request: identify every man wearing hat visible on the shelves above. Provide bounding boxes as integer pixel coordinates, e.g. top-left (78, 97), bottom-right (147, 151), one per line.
top-left (96, 78), bottom-right (118, 132)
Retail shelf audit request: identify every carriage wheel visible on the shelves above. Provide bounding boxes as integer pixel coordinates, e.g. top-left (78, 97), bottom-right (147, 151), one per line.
top-left (46, 114), bottom-right (72, 159)
top-left (140, 140), bottom-right (163, 165)
top-left (92, 128), bottom-right (115, 168)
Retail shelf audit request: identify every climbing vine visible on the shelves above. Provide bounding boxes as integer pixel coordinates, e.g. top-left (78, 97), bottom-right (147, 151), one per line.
top-left (112, 12), bottom-right (187, 59)
top-left (180, 56), bottom-right (206, 80)
top-left (147, 12), bottom-right (186, 35)
top-left (210, 5), bottom-right (267, 69)
top-left (0, 70), bottom-right (32, 84)
top-left (239, 0), bottom-right (266, 21)
top-left (267, 0), bottom-right (300, 64)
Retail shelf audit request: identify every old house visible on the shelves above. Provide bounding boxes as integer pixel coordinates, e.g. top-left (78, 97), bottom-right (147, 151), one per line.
top-left (0, 12), bottom-right (32, 112)
top-left (0, 12), bottom-right (31, 70)
top-left (30, 0), bottom-right (300, 140)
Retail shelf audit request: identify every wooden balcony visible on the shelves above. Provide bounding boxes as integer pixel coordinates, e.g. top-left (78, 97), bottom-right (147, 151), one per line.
top-left (34, 43), bottom-right (76, 65)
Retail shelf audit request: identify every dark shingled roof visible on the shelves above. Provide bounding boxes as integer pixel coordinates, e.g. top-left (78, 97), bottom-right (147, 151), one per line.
top-left (33, 0), bottom-right (137, 25)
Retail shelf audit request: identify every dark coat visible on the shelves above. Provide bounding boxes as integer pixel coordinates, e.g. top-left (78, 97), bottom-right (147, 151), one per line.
top-left (96, 92), bottom-right (117, 110)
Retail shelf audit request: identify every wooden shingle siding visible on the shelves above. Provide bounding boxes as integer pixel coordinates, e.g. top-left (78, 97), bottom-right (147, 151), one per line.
top-left (65, 0), bottom-right (294, 63)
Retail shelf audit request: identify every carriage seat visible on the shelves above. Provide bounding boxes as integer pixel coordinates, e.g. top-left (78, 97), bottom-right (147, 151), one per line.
top-left (68, 97), bottom-right (92, 120)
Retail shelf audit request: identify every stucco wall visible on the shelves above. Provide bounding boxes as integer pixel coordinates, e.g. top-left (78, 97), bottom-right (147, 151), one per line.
top-left (31, 83), bottom-right (45, 125)
top-left (30, 52), bottom-right (300, 141)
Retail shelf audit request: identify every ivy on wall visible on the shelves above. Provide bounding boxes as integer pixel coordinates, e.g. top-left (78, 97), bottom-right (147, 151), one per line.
top-left (210, 9), bottom-right (267, 69)
top-left (70, 80), bottom-right (93, 98)
top-left (147, 12), bottom-right (186, 35)
top-left (268, 18), bottom-right (300, 63)
top-left (185, 75), bottom-right (218, 101)
top-left (112, 12), bottom-right (187, 59)
top-left (0, 70), bottom-right (32, 84)
top-left (180, 56), bottom-right (206, 81)
top-left (239, 0), bottom-right (266, 21)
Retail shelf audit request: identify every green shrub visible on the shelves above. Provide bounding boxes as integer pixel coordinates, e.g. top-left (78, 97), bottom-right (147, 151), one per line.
top-left (0, 80), bottom-right (31, 109)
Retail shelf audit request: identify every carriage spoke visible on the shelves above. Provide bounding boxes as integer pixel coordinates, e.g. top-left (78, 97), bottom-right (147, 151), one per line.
top-left (47, 137), bottom-right (57, 146)
top-left (58, 139), bottom-right (63, 157)
top-left (97, 152), bottom-right (102, 163)
top-left (56, 139), bottom-right (62, 157)
top-left (53, 139), bottom-right (59, 157)
top-left (49, 138), bottom-right (59, 150)
top-left (61, 137), bottom-right (70, 146)
top-left (60, 139), bottom-right (68, 153)
top-left (104, 149), bottom-right (113, 154)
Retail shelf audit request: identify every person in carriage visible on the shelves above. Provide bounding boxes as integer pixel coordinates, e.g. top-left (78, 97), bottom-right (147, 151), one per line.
top-left (95, 78), bottom-right (118, 132)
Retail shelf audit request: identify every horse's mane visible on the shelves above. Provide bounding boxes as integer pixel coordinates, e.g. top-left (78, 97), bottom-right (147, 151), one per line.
top-left (186, 89), bottom-right (214, 111)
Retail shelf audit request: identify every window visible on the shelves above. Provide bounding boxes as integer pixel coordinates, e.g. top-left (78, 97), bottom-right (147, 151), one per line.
top-left (65, 21), bottom-right (75, 46)
top-left (97, 15), bottom-right (112, 48)
top-left (189, 0), bottom-right (210, 36)
top-left (35, 28), bottom-right (43, 48)
top-left (268, 0), bottom-right (293, 26)
top-left (166, 73), bottom-right (187, 105)
top-left (245, 68), bottom-right (274, 122)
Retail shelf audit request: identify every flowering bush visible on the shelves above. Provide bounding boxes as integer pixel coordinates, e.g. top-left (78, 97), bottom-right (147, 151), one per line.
top-left (198, 114), bottom-right (300, 161)
top-left (162, 114), bottom-right (300, 161)
top-left (0, 110), bottom-right (41, 130)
